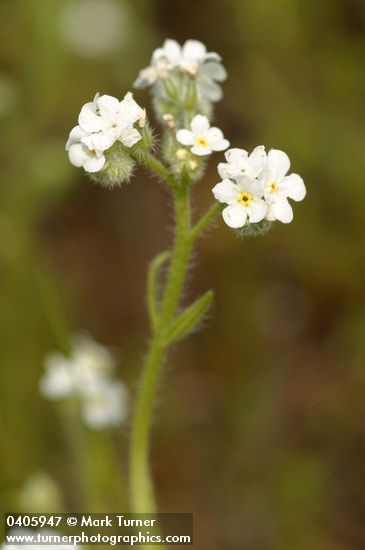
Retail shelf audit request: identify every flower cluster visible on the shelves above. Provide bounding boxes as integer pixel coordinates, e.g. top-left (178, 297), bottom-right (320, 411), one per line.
top-left (134, 38), bottom-right (227, 103)
top-left (65, 38), bottom-right (306, 230)
top-left (39, 334), bottom-right (128, 430)
top-left (66, 92), bottom-right (146, 174)
top-left (212, 147), bottom-right (306, 228)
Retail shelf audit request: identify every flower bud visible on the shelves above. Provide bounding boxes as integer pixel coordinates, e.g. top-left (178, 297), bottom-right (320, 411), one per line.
top-left (235, 220), bottom-right (273, 238)
top-left (89, 144), bottom-right (135, 187)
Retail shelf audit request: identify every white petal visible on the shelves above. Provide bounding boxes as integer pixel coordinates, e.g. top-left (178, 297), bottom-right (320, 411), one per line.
top-left (280, 173), bottom-right (306, 201)
top-left (191, 114), bottom-right (210, 134)
top-left (161, 39), bottom-right (181, 62)
top-left (211, 137), bottom-right (229, 152)
top-left (236, 175), bottom-right (264, 198)
top-left (217, 162), bottom-right (232, 179)
top-left (83, 130), bottom-right (114, 152)
top-left (68, 143), bottom-right (88, 167)
top-left (206, 127), bottom-right (229, 151)
top-left (225, 148), bottom-right (248, 164)
top-left (119, 92), bottom-right (141, 123)
top-left (201, 61), bottom-right (227, 82)
top-left (176, 129), bottom-right (195, 146)
top-left (267, 149), bottom-right (290, 180)
top-left (191, 145), bottom-right (211, 156)
top-left (96, 94), bottom-right (120, 113)
top-left (271, 198), bottom-right (293, 223)
top-left (78, 103), bottom-right (105, 133)
top-left (222, 204), bottom-right (247, 228)
top-left (198, 80), bottom-right (223, 102)
top-left (134, 67), bottom-right (157, 88)
top-left (247, 145), bottom-right (267, 178)
top-left (120, 127), bottom-right (141, 148)
top-left (66, 125), bottom-right (88, 150)
top-left (212, 179), bottom-right (238, 204)
top-left (83, 154), bottom-right (105, 173)
top-left (182, 39), bottom-right (207, 61)
top-left (247, 199), bottom-right (267, 223)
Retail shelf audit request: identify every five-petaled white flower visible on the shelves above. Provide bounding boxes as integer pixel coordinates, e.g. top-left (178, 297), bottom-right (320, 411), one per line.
top-left (212, 176), bottom-right (267, 228)
top-left (134, 39), bottom-right (227, 102)
top-left (39, 334), bottom-right (128, 430)
top-left (176, 115), bottom-right (229, 156)
top-left (263, 149), bottom-right (306, 223)
top-left (66, 92), bottom-right (145, 173)
top-left (213, 146), bottom-right (306, 228)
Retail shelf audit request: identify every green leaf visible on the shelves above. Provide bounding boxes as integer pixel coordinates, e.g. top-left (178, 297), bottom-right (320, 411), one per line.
top-left (163, 290), bottom-right (213, 345)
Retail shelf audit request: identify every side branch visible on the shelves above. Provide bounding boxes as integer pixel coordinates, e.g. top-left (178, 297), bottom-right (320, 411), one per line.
top-left (189, 202), bottom-right (222, 242)
top-left (147, 251), bottom-right (170, 331)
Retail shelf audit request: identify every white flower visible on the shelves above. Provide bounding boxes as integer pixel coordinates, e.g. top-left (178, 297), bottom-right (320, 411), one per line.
top-left (66, 92), bottom-right (145, 173)
top-left (39, 353), bottom-right (74, 400)
top-left (80, 380), bottom-right (128, 429)
top-left (18, 473), bottom-right (61, 512)
top-left (134, 39), bottom-right (182, 86)
top-left (212, 176), bottom-right (267, 228)
top-left (39, 335), bottom-right (114, 399)
top-left (66, 125), bottom-right (106, 172)
top-left (134, 38), bottom-right (227, 102)
top-left (39, 334), bottom-right (128, 430)
top-left (176, 115), bottom-right (229, 156)
top-left (218, 146), bottom-right (267, 180)
top-left (263, 149), bottom-right (306, 223)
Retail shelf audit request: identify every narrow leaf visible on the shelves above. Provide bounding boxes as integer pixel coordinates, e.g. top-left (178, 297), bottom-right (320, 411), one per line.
top-left (147, 251), bottom-right (170, 329)
top-left (163, 290), bottom-right (213, 345)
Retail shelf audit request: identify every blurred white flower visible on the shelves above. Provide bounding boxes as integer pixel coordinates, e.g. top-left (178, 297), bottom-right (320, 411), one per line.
top-left (2, 528), bottom-right (77, 550)
top-left (212, 176), bottom-right (267, 228)
top-left (176, 115), bottom-right (229, 156)
top-left (81, 380), bottom-right (128, 429)
top-left (39, 353), bottom-right (74, 400)
top-left (66, 92), bottom-right (145, 172)
top-left (59, 0), bottom-right (131, 58)
top-left (134, 38), bottom-right (227, 102)
top-left (39, 335), bottom-right (128, 430)
top-left (18, 473), bottom-right (62, 512)
top-left (218, 146), bottom-right (267, 180)
top-left (263, 149), bottom-right (306, 223)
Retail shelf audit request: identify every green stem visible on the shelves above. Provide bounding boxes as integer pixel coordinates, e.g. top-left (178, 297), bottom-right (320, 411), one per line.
top-left (138, 151), bottom-right (178, 189)
top-left (129, 166), bottom-right (220, 550)
top-left (130, 186), bottom-right (192, 528)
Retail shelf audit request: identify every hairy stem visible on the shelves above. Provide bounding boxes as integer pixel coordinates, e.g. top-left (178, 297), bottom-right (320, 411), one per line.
top-left (130, 187), bottom-right (191, 521)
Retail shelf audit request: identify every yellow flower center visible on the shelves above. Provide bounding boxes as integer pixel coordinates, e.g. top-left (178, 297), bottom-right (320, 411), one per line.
top-left (238, 191), bottom-right (253, 206)
top-left (196, 136), bottom-right (208, 147)
top-left (269, 181), bottom-right (278, 192)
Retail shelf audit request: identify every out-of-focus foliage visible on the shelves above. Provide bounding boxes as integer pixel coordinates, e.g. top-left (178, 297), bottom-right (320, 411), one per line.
top-left (1, 0), bottom-right (365, 548)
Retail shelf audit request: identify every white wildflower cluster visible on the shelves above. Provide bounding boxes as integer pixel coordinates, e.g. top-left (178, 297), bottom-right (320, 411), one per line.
top-left (39, 334), bottom-right (128, 430)
top-left (66, 92), bottom-right (146, 176)
top-left (212, 147), bottom-right (306, 228)
top-left (134, 38), bottom-right (227, 104)
top-left (65, 37), bottom-right (306, 229)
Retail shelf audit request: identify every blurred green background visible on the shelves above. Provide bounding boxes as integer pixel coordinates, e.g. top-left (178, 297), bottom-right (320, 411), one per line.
top-left (1, 0), bottom-right (365, 548)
